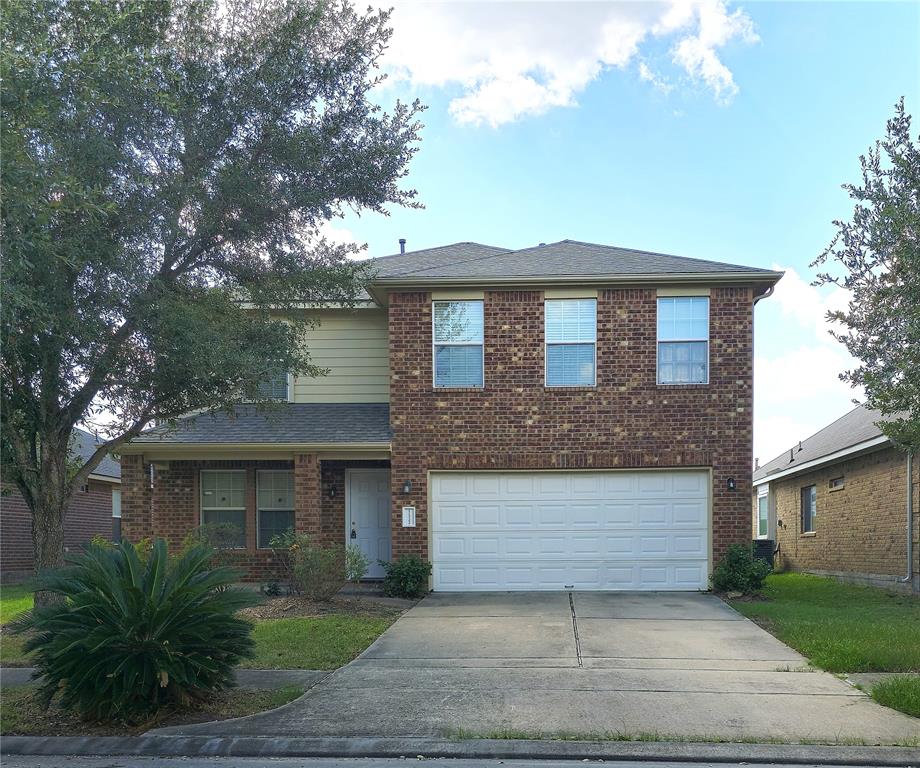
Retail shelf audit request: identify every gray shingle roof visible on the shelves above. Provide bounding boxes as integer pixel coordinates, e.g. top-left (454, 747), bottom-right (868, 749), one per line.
top-left (753, 404), bottom-right (890, 483)
top-left (73, 428), bottom-right (121, 479)
top-left (367, 239), bottom-right (777, 281)
top-left (132, 403), bottom-right (391, 445)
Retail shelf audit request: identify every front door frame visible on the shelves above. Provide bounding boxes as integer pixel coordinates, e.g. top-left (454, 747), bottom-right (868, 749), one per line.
top-left (345, 467), bottom-right (392, 579)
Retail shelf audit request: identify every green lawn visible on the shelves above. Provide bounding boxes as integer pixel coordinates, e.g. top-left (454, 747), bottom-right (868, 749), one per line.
top-left (730, 573), bottom-right (920, 673)
top-left (0, 684), bottom-right (304, 735)
top-left (871, 677), bottom-right (920, 719)
top-left (0, 584), bottom-right (33, 624)
top-left (241, 615), bottom-right (394, 670)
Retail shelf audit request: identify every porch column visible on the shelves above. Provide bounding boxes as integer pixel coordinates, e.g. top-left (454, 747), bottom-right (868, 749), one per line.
top-left (120, 454), bottom-right (152, 542)
top-left (294, 453), bottom-right (322, 540)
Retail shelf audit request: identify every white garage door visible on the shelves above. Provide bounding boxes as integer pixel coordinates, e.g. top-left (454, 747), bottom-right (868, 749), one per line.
top-left (430, 470), bottom-right (710, 591)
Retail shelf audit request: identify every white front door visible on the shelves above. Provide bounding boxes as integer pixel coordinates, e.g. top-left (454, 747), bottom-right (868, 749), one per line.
top-left (430, 470), bottom-right (710, 591)
top-left (346, 469), bottom-right (392, 579)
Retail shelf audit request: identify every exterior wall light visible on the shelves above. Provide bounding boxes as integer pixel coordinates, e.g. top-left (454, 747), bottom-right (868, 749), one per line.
top-left (402, 479), bottom-right (412, 495)
top-left (727, 477), bottom-right (736, 491)
top-left (328, 485), bottom-right (336, 499)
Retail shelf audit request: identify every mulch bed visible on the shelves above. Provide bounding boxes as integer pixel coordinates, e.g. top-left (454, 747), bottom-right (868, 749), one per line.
top-left (238, 595), bottom-right (405, 620)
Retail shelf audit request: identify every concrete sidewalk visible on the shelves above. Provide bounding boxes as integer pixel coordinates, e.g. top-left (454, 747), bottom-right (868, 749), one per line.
top-left (151, 592), bottom-right (920, 745)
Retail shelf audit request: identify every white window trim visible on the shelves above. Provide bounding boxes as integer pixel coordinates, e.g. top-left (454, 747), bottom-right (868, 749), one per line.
top-left (199, 469), bottom-right (247, 548)
top-left (544, 299), bottom-right (597, 388)
top-left (432, 300), bottom-right (485, 389)
top-left (756, 484), bottom-right (770, 540)
top-left (801, 484), bottom-right (817, 534)
top-left (111, 488), bottom-right (122, 519)
top-left (656, 297), bottom-right (710, 386)
top-left (256, 469), bottom-right (295, 549)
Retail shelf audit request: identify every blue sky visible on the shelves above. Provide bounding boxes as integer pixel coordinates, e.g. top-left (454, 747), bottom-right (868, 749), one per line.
top-left (333, 1), bottom-right (920, 464)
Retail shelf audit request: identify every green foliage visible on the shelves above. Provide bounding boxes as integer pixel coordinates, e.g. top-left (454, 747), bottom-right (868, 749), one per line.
top-left (12, 539), bottom-right (260, 724)
top-left (268, 530), bottom-right (344, 601)
top-left (0, 0), bottom-right (423, 577)
top-left (90, 535), bottom-right (153, 562)
top-left (711, 543), bottom-right (771, 594)
top-left (381, 555), bottom-right (431, 599)
top-left (263, 581), bottom-right (283, 597)
top-left (344, 544), bottom-right (370, 583)
top-left (812, 98), bottom-right (920, 450)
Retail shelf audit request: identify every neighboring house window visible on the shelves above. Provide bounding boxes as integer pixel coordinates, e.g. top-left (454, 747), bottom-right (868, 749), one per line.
top-left (801, 484), bottom-right (817, 533)
top-left (257, 371), bottom-right (289, 400)
top-left (112, 488), bottom-right (122, 543)
top-left (756, 486), bottom-right (769, 539)
top-left (657, 297), bottom-right (709, 385)
top-left (257, 470), bottom-right (295, 548)
top-left (545, 299), bottom-right (596, 387)
top-left (200, 470), bottom-right (246, 547)
top-left (433, 300), bottom-right (484, 388)
top-left (829, 476), bottom-right (845, 491)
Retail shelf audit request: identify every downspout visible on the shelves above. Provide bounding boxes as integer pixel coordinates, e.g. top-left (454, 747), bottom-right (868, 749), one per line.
top-left (898, 451), bottom-right (914, 587)
top-left (753, 285), bottom-right (776, 306)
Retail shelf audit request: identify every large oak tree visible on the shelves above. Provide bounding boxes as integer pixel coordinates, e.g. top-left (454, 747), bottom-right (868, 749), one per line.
top-left (1, 0), bottom-right (423, 590)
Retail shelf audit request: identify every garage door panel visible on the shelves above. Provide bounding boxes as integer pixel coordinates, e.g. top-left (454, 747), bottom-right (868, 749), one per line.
top-left (431, 471), bottom-right (710, 591)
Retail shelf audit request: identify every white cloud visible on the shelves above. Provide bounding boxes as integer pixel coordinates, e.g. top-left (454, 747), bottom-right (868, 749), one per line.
top-left (753, 265), bottom-right (861, 465)
top-left (375, 1), bottom-right (759, 126)
top-left (638, 62), bottom-right (673, 94)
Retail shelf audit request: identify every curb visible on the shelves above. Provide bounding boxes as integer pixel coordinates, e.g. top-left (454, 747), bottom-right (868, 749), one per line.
top-left (2, 735), bottom-right (918, 765)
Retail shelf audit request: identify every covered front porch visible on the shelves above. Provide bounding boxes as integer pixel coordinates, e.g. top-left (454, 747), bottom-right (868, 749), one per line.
top-left (118, 403), bottom-right (395, 582)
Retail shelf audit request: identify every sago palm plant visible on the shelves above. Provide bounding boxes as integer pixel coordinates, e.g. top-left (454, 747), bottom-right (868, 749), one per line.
top-left (14, 538), bottom-right (260, 723)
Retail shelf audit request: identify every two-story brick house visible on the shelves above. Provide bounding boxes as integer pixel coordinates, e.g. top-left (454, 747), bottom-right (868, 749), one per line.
top-left (120, 240), bottom-right (782, 591)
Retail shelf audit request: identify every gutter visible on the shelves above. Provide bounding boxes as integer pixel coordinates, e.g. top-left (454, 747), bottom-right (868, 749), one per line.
top-left (898, 451), bottom-right (915, 586)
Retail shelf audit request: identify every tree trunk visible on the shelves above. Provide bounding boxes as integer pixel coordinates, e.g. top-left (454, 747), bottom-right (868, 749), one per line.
top-left (24, 431), bottom-right (73, 608)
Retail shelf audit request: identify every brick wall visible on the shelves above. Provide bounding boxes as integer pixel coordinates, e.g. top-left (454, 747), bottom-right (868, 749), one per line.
top-left (388, 286), bottom-right (755, 564)
top-left (756, 446), bottom-right (920, 590)
top-left (120, 457), bottom-right (388, 582)
top-left (1, 480), bottom-right (115, 581)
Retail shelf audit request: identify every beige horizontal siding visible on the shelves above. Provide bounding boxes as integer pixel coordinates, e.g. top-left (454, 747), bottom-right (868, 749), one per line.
top-left (294, 310), bottom-right (389, 403)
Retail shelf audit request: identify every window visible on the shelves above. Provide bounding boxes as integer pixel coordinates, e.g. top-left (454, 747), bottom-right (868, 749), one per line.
top-left (200, 470), bottom-right (246, 547)
top-left (257, 470), bottom-right (295, 548)
top-left (657, 297), bottom-right (709, 384)
top-left (801, 484), bottom-right (816, 533)
top-left (829, 476), bottom-right (845, 491)
top-left (257, 371), bottom-right (289, 401)
top-left (433, 300), bottom-right (484, 388)
top-left (756, 487), bottom-right (769, 539)
top-left (112, 488), bottom-right (122, 543)
top-left (545, 299), bottom-right (596, 387)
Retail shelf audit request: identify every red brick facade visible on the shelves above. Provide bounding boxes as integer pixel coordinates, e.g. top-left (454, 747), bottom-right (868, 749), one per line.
top-left (1, 480), bottom-right (116, 582)
top-left (120, 455), bottom-right (388, 582)
top-left (388, 287), bottom-right (755, 565)
top-left (754, 446), bottom-right (919, 591)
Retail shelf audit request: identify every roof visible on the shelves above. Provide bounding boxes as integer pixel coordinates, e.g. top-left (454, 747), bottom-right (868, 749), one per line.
top-left (753, 404), bottom-right (891, 483)
top-left (367, 239), bottom-right (780, 282)
top-left (131, 403), bottom-right (391, 445)
top-left (73, 428), bottom-right (121, 480)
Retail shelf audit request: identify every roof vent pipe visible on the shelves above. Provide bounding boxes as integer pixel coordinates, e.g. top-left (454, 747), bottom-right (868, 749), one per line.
top-left (789, 448), bottom-right (794, 463)
top-left (754, 458), bottom-right (760, 470)
top-left (797, 440), bottom-right (803, 453)
top-left (398, 238), bottom-right (406, 254)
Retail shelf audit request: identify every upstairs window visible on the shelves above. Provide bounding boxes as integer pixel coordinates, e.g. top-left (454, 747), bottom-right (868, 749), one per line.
top-left (545, 299), bottom-right (596, 387)
top-left (433, 300), bottom-right (484, 388)
top-left (801, 484), bottom-right (817, 533)
top-left (657, 297), bottom-right (709, 385)
top-left (257, 470), bottom-right (295, 548)
top-left (257, 370), bottom-right (289, 401)
top-left (200, 470), bottom-right (246, 548)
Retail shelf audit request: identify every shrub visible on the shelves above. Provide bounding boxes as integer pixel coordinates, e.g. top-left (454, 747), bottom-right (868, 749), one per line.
top-left (263, 581), bottom-right (283, 597)
top-left (712, 543), bottom-right (772, 594)
top-left (381, 555), bottom-right (431, 599)
top-left (344, 544), bottom-right (370, 583)
top-left (90, 534), bottom-right (152, 561)
top-left (13, 539), bottom-right (259, 724)
top-left (268, 530), bottom-right (345, 601)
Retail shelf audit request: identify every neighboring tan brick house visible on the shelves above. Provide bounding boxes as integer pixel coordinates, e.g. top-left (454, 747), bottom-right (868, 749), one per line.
top-left (753, 405), bottom-right (919, 593)
top-left (1, 428), bottom-right (121, 582)
top-left (121, 240), bottom-right (782, 591)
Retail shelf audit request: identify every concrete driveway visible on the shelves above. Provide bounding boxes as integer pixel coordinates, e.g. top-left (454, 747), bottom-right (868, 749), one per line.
top-left (155, 592), bottom-right (919, 744)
